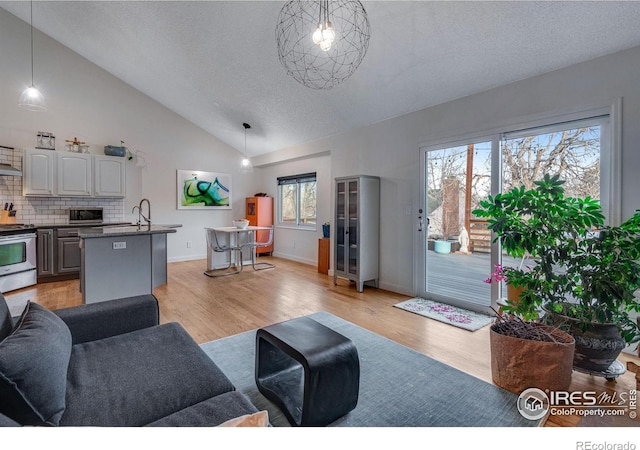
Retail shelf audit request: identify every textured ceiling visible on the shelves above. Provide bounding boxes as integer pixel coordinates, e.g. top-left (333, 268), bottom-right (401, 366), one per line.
top-left (2, 1), bottom-right (640, 157)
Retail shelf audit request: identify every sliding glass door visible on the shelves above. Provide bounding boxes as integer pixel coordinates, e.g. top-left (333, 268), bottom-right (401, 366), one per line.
top-left (417, 115), bottom-right (609, 315)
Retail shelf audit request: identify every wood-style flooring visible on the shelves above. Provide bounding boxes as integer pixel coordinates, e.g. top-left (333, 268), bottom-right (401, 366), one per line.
top-left (13, 256), bottom-right (640, 428)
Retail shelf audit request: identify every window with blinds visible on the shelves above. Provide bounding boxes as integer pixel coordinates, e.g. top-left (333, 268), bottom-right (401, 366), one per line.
top-left (277, 172), bottom-right (317, 228)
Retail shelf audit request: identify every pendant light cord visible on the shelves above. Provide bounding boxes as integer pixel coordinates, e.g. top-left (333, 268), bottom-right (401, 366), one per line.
top-left (29, 0), bottom-right (34, 85)
top-left (243, 123), bottom-right (251, 157)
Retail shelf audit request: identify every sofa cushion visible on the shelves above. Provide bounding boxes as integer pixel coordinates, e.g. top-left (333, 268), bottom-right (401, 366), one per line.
top-left (61, 322), bottom-right (236, 426)
top-left (0, 293), bottom-right (14, 341)
top-left (145, 391), bottom-right (260, 427)
top-left (0, 302), bottom-right (72, 426)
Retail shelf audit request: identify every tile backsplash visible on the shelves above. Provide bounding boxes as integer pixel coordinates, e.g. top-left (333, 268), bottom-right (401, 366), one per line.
top-left (0, 147), bottom-right (124, 225)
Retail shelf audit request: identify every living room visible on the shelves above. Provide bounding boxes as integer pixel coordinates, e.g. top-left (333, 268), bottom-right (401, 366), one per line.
top-left (1, 0), bottom-right (640, 444)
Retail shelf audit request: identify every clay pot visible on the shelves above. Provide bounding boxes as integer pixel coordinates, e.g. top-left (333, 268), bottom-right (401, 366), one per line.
top-left (490, 323), bottom-right (575, 394)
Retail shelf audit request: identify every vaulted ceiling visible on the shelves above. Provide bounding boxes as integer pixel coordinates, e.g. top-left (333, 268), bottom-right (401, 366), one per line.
top-left (3, 1), bottom-right (640, 157)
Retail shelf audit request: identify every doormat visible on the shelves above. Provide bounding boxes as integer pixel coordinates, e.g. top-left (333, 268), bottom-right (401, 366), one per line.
top-left (394, 297), bottom-right (494, 331)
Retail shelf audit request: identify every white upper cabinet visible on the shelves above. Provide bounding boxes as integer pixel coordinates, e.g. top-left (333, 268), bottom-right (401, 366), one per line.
top-left (57, 153), bottom-right (92, 196)
top-left (93, 155), bottom-right (126, 197)
top-left (23, 149), bottom-right (126, 198)
top-left (23, 149), bottom-right (55, 196)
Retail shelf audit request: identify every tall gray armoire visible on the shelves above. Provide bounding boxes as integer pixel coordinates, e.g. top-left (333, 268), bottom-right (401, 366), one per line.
top-left (333, 175), bottom-right (380, 292)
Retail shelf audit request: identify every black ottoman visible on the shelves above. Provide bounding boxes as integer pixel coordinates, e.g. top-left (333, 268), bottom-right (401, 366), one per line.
top-left (255, 316), bottom-right (360, 426)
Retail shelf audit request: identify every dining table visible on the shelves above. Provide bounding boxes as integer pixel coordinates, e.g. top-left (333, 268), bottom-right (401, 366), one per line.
top-left (204, 226), bottom-right (273, 276)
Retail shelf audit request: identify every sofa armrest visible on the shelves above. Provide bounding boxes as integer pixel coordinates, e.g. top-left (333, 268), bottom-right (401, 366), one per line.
top-left (53, 295), bottom-right (159, 344)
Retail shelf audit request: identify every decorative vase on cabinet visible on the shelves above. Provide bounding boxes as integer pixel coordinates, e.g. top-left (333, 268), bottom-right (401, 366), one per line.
top-left (246, 196), bottom-right (274, 255)
top-left (333, 175), bottom-right (380, 292)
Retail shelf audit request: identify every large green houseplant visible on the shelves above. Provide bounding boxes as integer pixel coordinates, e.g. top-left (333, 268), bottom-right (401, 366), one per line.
top-left (474, 174), bottom-right (640, 372)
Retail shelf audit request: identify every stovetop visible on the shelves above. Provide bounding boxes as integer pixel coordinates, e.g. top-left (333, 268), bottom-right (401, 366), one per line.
top-left (0, 224), bottom-right (37, 236)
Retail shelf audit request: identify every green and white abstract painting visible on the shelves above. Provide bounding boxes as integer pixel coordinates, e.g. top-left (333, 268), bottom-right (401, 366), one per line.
top-left (177, 169), bottom-right (232, 209)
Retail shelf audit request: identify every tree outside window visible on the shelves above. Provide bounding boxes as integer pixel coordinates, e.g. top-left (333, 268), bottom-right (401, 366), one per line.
top-left (278, 173), bottom-right (317, 228)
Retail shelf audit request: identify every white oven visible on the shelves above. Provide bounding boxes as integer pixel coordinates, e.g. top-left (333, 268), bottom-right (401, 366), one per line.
top-left (0, 232), bottom-right (37, 293)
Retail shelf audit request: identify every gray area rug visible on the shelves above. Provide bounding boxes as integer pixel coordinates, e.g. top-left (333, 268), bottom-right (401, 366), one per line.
top-left (200, 311), bottom-right (542, 427)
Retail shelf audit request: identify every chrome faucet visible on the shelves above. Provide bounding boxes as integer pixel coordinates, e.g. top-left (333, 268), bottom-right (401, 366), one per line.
top-left (139, 198), bottom-right (151, 227)
top-left (131, 205), bottom-right (141, 227)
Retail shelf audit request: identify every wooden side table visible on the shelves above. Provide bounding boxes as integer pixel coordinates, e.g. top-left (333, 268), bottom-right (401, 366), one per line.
top-left (318, 238), bottom-right (330, 274)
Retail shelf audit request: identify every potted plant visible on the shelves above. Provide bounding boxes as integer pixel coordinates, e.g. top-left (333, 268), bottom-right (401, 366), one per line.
top-left (474, 174), bottom-right (640, 373)
top-left (483, 263), bottom-right (575, 394)
top-left (322, 221), bottom-right (330, 238)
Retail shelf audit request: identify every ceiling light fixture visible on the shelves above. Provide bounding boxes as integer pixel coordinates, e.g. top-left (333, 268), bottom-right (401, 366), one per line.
top-left (241, 123), bottom-right (253, 174)
top-left (18, 0), bottom-right (46, 112)
top-left (276, 0), bottom-right (370, 90)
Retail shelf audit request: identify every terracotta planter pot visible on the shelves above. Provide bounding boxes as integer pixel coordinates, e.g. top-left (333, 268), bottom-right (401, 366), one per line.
top-left (506, 284), bottom-right (525, 303)
top-left (490, 323), bottom-right (575, 395)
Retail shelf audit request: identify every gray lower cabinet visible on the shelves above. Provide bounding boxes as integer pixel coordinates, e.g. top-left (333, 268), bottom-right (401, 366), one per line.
top-left (57, 229), bottom-right (81, 273)
top-left (37, 227), bottom-right (81, 279)
top-left (37, 229), bottom-right (55, 277)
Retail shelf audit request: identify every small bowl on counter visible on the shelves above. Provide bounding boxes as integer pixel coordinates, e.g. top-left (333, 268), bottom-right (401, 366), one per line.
top-left (233, 219), bottom-right (249, 229)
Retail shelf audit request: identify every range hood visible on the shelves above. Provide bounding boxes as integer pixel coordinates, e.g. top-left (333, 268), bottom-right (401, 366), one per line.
top-left (0, 164), bottom-right (22, 176)
top-left (0, 146), bottom-right (22, 176)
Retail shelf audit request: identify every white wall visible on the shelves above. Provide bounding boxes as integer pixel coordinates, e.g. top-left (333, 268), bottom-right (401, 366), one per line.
top-left (4, 6), bottom-right (640, 297)
top-left (256, 153), bottom-right (331, 266)
top-left (0, 9), bottom-right (260, 261)
top-left (255, 45), bottom-right (640, 296)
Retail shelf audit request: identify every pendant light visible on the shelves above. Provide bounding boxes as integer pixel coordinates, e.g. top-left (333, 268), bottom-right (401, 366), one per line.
top-left (18, 0), bottom-right (46, 112)
top-left (276, 0), bottom-right (370, 90)
top-left (241, 123), bottom-right (254, 174)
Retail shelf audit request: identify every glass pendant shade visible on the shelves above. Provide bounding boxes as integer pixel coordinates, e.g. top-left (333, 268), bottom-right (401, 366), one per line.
top-left (19, 85), bottom-right (46, 112)
top-left (241, 157), bottom-right (254, 173)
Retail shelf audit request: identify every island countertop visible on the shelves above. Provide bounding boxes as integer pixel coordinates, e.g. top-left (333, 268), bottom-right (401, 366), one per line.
top-left (78, 225), bottom-right (179, 239)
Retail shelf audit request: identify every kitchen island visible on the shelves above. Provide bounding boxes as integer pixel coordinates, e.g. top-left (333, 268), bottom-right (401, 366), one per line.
top-left (78, 225), bottom-right (178, 304)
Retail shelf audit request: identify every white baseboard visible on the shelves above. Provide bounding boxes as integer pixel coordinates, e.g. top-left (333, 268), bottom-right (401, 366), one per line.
top-left (168, 253), bottom-right (207, 263)
top-left (271, 251), bottom-right (315, 267)
top-left (378, 281), bottom-right (415, 297)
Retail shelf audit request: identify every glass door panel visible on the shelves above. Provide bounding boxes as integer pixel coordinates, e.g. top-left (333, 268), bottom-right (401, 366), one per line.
top-left (347, 180), bottom-right (358, 275)
top-left (499, 121), bottom-right (603, 292)
top-left (420, 140), bottom-right (494, 312)
top-left (335, 181), bottom-right (346, 273)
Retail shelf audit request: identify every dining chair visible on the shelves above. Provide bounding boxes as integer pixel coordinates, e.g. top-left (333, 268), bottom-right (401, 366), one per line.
top-left (204, 228), bottom-right (245, 277)
top-left (244, 226), bottom-right (275, 271)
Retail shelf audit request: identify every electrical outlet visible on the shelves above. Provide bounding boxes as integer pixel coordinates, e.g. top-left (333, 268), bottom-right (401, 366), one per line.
top-left (292, 240), bottom-right (296, 248)
top-left (112, 242), bottom-right (126, 250)
top-left (187, 241), bottom-right (192, 248)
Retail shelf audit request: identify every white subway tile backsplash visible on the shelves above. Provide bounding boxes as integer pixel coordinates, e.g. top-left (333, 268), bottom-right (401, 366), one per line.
top-left (0, 147), bottom-right (125, 225)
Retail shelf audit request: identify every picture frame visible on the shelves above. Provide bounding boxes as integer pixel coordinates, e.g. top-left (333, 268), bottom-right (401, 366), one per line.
top-left (177, 169), bottom-right (232, 210)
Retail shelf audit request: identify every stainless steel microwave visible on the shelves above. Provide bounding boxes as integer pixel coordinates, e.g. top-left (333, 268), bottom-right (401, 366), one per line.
top-left (68, 207), bottom-right (104, 224)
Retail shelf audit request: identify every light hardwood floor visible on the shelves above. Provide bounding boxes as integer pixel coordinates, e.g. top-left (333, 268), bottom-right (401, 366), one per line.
top-left (11, 256), bottom-right (640, 427)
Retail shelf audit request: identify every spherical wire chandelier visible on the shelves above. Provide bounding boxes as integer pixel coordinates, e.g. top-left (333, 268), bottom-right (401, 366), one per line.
top-left (275, 0), bottom-right (371, 90)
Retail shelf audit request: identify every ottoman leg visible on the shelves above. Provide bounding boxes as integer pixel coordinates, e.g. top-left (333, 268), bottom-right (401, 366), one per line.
top-left (302, 341), bottom-right (359, 426)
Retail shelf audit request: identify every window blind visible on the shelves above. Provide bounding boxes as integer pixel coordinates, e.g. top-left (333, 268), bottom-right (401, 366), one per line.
top-left (277, 172), bottom-right (317, 185)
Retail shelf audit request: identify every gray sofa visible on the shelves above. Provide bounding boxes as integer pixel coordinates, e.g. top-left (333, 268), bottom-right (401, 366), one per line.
top-left (0, 293), bottom-right (259, 426)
